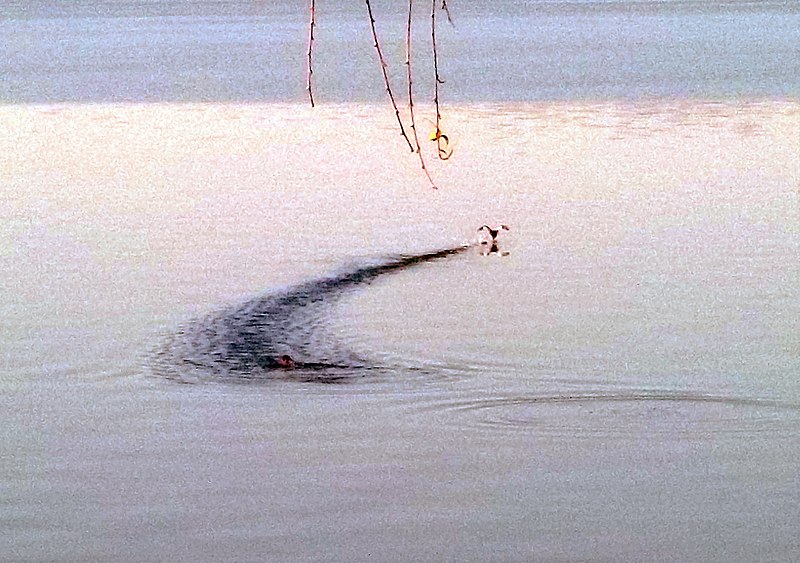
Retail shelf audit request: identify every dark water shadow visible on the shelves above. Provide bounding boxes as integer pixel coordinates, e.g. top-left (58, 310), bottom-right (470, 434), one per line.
top-left (150, 245), bottom-right (470, 384)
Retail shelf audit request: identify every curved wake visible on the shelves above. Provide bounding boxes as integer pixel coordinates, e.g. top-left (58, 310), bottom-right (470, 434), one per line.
top-left (151, 245), bottom-right (469, 383)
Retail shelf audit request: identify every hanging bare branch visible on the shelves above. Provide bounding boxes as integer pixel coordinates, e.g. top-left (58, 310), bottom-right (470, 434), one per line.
top-left (407, 0), bottom-right (437, 189)
top-left (365, 0), bottom-right (414, 152)
top-left (304, 1), bottom-right (455, 187)
top-left (306, 0), bottom-right (316, 107)
top-left (430, 0), bottom-right (452, 160)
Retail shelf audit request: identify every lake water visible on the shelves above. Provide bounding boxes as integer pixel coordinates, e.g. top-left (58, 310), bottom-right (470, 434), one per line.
top-left (2, 1), bottom-right (800, 562)
top-left (2, 0), bottom-right (799, 103)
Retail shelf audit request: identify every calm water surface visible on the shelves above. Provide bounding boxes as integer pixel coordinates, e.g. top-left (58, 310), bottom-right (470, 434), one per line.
top-left (2, 101), bottom-right (799, 561)
top-left (1, 0), bottom-right (799, 103)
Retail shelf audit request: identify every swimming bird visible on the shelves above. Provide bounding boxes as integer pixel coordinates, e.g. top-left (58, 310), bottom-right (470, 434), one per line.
top-left (477, 224), bottom-right (509, 244)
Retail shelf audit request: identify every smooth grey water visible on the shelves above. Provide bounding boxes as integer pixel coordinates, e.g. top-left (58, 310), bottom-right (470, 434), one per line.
top-left (2, 100), bottom-right (799, 561)
top-left (2, 1), bottom-right (800, 561)
top-left (1, 0), bottom-right (799, 103)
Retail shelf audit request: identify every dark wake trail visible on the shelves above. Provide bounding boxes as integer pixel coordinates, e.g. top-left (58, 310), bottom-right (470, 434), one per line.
top-left (151, 245), bottom-right (470, 383)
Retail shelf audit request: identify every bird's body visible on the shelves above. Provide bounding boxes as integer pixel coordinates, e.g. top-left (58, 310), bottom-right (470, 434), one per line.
top-left (478, 224), bottom-right (509, 244)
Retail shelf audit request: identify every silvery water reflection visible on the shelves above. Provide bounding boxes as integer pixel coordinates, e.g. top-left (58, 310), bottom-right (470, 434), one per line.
top-left (2, 0), bottom-right (798, 103)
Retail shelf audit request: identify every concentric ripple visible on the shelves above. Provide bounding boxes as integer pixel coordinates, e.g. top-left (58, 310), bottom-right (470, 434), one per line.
top-left (150, 245), bottom-right (470, 383)
top-left (415, 389), bottom-right (800, 438)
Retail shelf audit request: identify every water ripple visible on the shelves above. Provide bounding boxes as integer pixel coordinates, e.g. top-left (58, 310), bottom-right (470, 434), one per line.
top-left (150, 245), bottom-right (470, 384)
top-left (415, 389), bottom-right (800, 438)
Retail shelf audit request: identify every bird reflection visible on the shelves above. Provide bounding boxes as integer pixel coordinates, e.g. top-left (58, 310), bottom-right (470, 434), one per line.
top-left (480, 241), bottom-right (510, 257)
top-left (477, 224), bottom-right (510, 256)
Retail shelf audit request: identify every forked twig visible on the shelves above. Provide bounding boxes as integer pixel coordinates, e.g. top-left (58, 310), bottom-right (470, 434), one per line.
top-left (441, 0), bottom-right (454, 26)
top-left (406, 0), bottom-right (437, 189)
top-left (365, 0), bottom-right (414, 152)
top-left (306, 0), bottom-right (316, 107)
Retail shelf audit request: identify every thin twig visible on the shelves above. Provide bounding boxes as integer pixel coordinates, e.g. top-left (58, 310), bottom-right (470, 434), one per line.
top-left (407, 0), bottom-right (437, 189)
top-left (306, 0), bottom-right (316, 107)
top-left (441, 0), bottom-right (454, 26)
top-left (431, 0), bottom-right (451, 160)
top-left (365, 0), bottom-right (414, 152)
